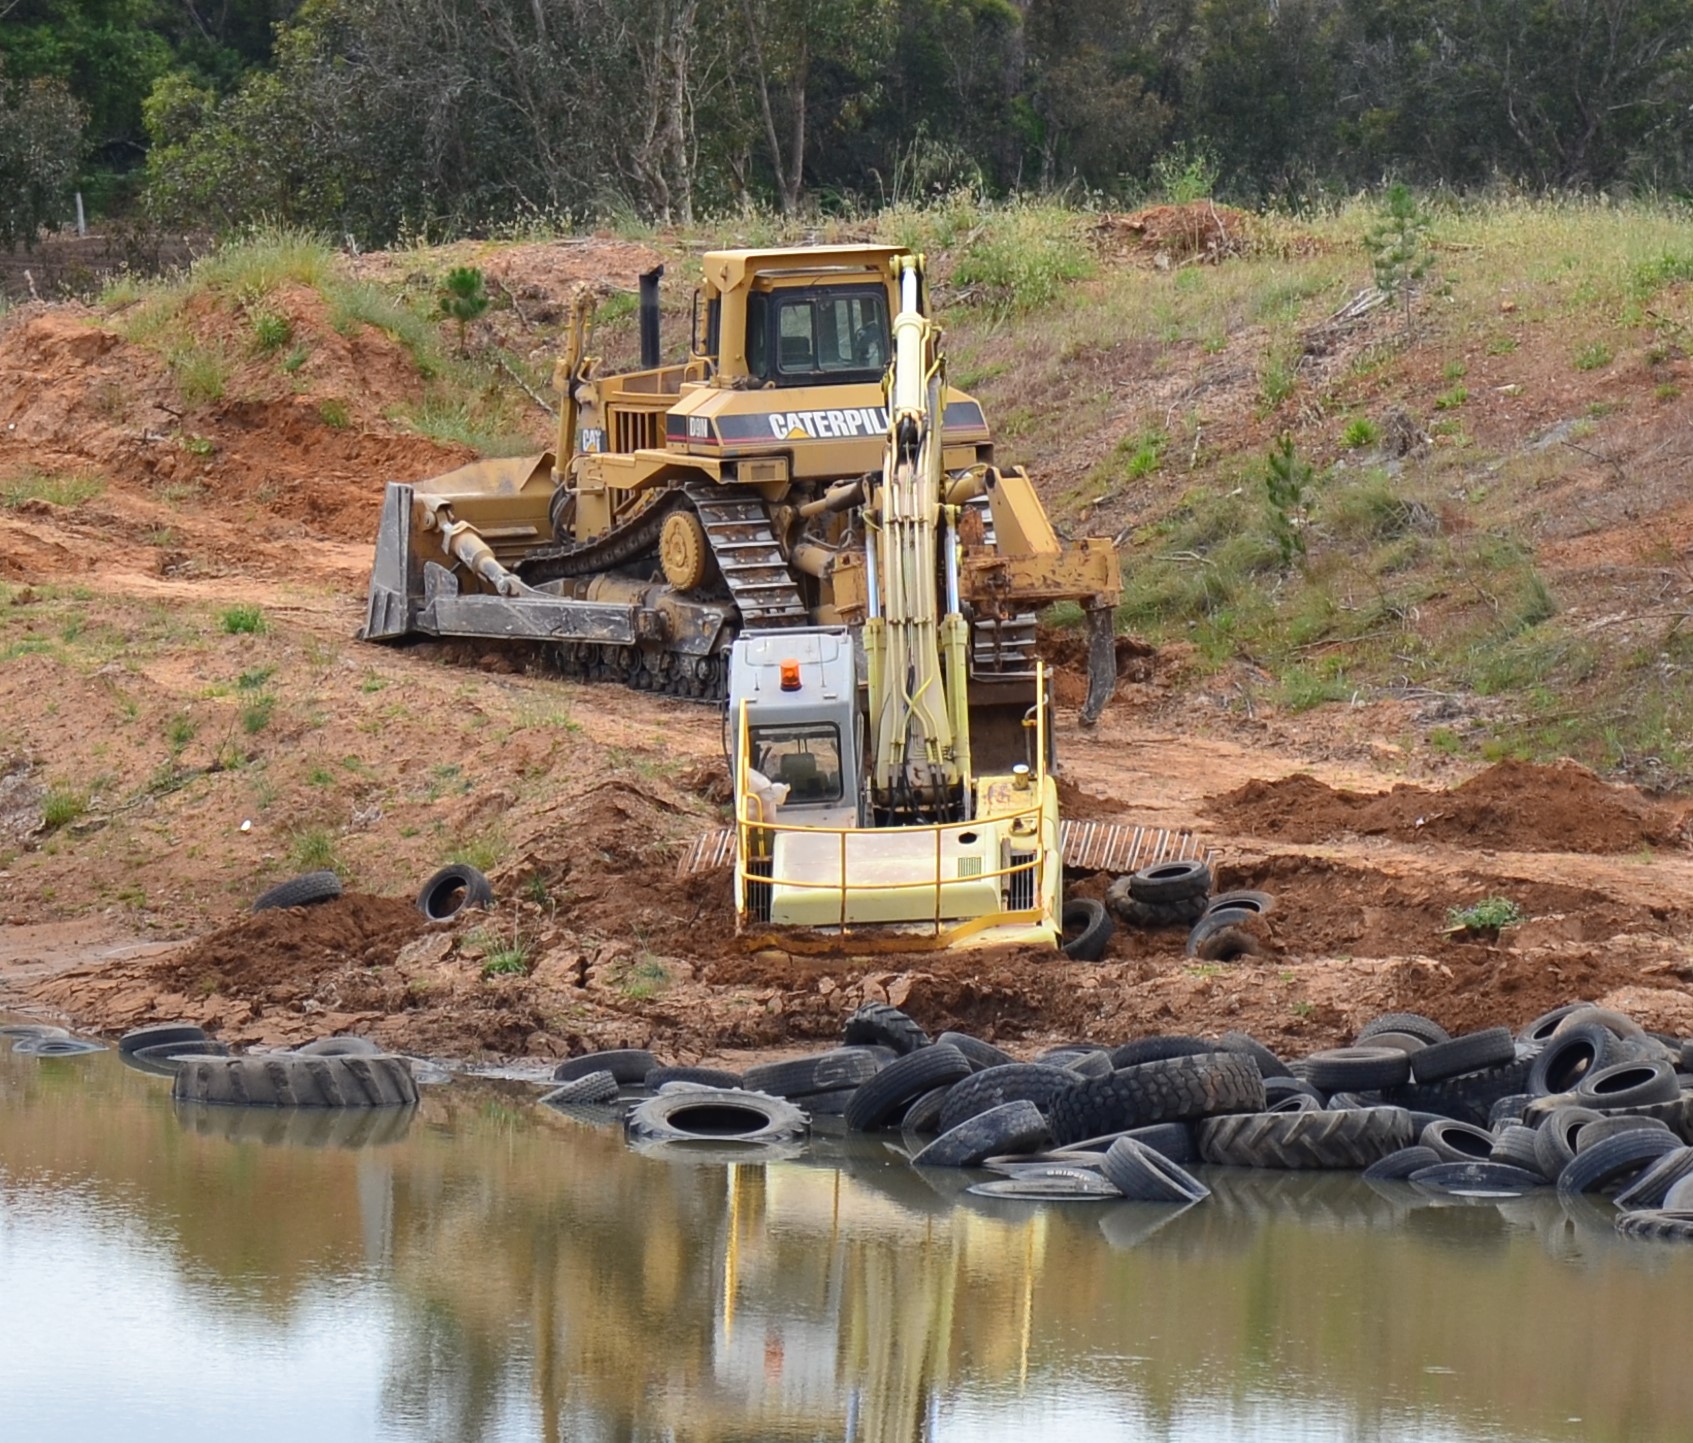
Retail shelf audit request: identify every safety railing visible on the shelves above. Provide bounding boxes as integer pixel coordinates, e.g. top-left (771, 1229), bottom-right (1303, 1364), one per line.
top-left (733, 666), bottom-right (1054, 940)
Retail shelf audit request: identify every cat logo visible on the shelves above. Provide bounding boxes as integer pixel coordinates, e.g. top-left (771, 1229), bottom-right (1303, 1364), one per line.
top-left (769, 407), bottom-right (890, 441)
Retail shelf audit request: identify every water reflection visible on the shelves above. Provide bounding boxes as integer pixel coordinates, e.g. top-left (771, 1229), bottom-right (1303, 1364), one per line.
top-left (2, 1040), bottom-right (1691, 1443)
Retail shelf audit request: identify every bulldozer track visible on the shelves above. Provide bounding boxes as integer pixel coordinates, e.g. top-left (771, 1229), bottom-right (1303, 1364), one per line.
top-left (684, 481), bottom-right (809, 629)
top-left (516, 490), bottom-right (675, 583)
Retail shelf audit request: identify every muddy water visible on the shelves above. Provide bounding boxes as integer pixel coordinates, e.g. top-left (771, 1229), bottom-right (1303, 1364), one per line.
top-left (3, 1041), bottom-right (1691, 1443)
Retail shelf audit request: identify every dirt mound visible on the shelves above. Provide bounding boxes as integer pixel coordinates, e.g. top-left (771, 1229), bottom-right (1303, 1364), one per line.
top-left (1093, 203), bottom-right (1261, 266)
top-left (1037, 625), bottom-right (1157, 709)
top-left (1204, 760), bottom-right (1690, 854)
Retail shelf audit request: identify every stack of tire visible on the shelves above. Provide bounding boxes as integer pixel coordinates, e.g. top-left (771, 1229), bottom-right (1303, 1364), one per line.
top-left (1104, 860), bottom-right (1275, 961)
top-left (558, 997), bottom-right (1693, 1230)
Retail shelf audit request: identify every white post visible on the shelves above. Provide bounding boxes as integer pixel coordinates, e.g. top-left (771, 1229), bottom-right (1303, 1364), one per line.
top-left (74, 192), bottom-right (86, 237)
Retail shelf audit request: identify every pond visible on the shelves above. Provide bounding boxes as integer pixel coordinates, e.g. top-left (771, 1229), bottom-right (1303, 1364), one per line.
top-left (2, 1035), bottom-right (1689, 1442)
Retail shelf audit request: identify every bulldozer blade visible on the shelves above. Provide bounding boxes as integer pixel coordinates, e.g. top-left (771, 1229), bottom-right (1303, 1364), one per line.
top-left (1079, 602), bottom-right (1117, 728)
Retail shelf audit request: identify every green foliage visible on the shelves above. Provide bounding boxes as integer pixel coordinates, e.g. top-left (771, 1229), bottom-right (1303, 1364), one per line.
top-left (250, 311), bottom-right (292, 353)
top-left (287, 825), bottom-right (345, 876)
top-left (40, 785), bottom-right (88, 831)
top-left (1, 470), bottom-right (104, 509)
top-left (1433, 386), bottom-right (1468, 410)
top-left (169, 343), bottom-right (230, 406)
top-left (0, 58), bottom-right (85, 247)
top-left (1263, 433), bottom-right (1312, 569)
top-left (1149, 144), bottom-right (1219, 204)
top-left (1341, 417), bottom-right (1379, 449)
top-left (1447, 896), bottom-right (1523, 932)
top-left (1574, 342), bottom-right (1613, 371)
top-left (1365, 184), bottom-right (1432, 342)
top-left (438, 265), bottom-right (490, 354)
top-left (220, 604), bottom-right (265, 634)
top-left (318, 398), bottom-right (350, 429)
top-left (952, 206), bottom-right (1091, 314)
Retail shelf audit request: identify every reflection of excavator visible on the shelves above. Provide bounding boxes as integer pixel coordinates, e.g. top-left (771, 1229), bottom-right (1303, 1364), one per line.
top-left (729, 256), bottom-right (1106, 952)
top-left (361, 244), bottom-right (1121, 725)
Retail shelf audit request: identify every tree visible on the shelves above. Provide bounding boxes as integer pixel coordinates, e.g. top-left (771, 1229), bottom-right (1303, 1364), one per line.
top-left (438, 266), bottom-right (490, 355)
top-left (1365, 182), bottom-right (1431, 344)
top-left (0, 58), bottom-right (85, 248)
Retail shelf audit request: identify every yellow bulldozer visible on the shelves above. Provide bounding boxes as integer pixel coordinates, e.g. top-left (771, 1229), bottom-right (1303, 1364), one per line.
top-left (362, 243), bottom-right (1122, 748)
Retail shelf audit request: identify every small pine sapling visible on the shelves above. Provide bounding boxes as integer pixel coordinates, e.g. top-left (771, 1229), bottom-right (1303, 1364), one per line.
top-left (1263, 432), bottom-right (1312, 570)
top-left (1365, 183), bottom-right (1432, 343)
top-left (438, 266), bottom-right (490, 355)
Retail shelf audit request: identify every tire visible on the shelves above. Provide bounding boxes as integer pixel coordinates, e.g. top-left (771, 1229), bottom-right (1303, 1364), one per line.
top-left (295, 1036), bottom-right (383, 1057)
top-left (937, 1064), bottom-right (1080, 1135)
top-left (1488, 1094), bottom-right (1535, 1128)
top-left (1101, 1137), bottom-right (1210, 1202)
top-left (1575, 1115), bottom-right (1672, 1153)
top-left (935, 1032), bottom-right (1014, 1071)
top-left (842, 1002), bottom-right (930, 1056)
top-left (626, 1086), bottom-right (807, 1143)
top-left (1106, 881), bottom-right (1208, 929)
top-left (1270, 1092), bottom-right (1324, 1114)
top-left (1518, 1001), bottom-right (1594, 1046)
top-left (1050, 1052), bottom-right (1265, 1146)
top-left (12, 1036), bottom-right (106, 1056)
top-left (1614, 1208), bottom-right (1693, 1241)
top-left (1038, 1047), bottom-right (1113, 1079)
top-left (1185, 908), bottom-right (1262, 962)
top-left (543, 1071), bottom-right (619, 1105)
top-left (1410, 1162), bottom-right (1548, 1194)
top-left (1205, 889), bottom-right (1275, 918)
top-left (1198, 1107), bottom-right (1414, 1170)
top-left (799, 1088), bottom-right (858, 1117)
top-left (1215, 1032), bottom-right (1294, 1080)
top-left (554, 1049), bottom-right (658, 1085)
top-left (1122, 1122), bottom-right (1198, 1164)
top-left (1418, 1118), bottom-right (1497, 1162)
top-left (968, 1172), bottom-right (1123, 1201)
top-left (1552, 1005), bottom-right (1648, 1043)
top-left (1490, 1124), bottom-right (1545, 1176)
top-left (1386, 1054), bottom-right (1537, 1127)
top-left (1325, 1091), bottom-right (1384, 1111)
top-left (416, 863), bottom-right (493, 921)
top-left (127, 1039), bottom-right (230, 1075)
top-left (741, 1048), bottom-right (881, 1098)
top-left (172, 1054), bottom-right (419, 1107)
top-left (912, 1100), bottom-right (1053, 1168)
top-left (1263, 1076), bottom-right (1324, 1107)
top-left (1359, 1012), bottom-right (1451, 1047)
top-left (1574, 1058), bottom-right (1681, 1110)
top-left (645, 1065), bottom-right (744, 1090)
top-left (1060, 898), bottom-right (1114, 961)
top-left (252, 870), bottom-right (342, 913)
top-left (1528, 1023), bottom-right (1622, 1097)
top-left (1127, 859), bottom-right (1212, 904)
top-left (844, 1044), bottom-right (971, 1132)
top-left (1362, 1145), bottom-right (1443, 1182)
top-left (119, 1022), bottom-right (211, 1056)
top-left (1602, 1091), bottom-right (1693, 1144)
top-left (1109, 1036), bottom-right (1217, 1069)
top-left (1410, 1027), bottom-right (1516, 1084)
top-left (1534, 1105), bottom-right (1603, 1180)
top-left (901, 1085), bottom-right (953, 1134)
top-left (1305, 1047), bottom-right (1412, 1092)
top-left (1615, 1147), bottom-right (1693, 1210)
top-left (1557, 1128), bottom-right (1680, 1195)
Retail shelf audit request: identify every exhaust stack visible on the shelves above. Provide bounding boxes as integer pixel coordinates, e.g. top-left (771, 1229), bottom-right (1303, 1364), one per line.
top-left (639, 266), bottom-right (664, 367)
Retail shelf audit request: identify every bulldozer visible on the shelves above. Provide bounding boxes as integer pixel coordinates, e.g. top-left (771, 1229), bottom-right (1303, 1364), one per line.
top-left (361, 243), bottom-right (1123, 748)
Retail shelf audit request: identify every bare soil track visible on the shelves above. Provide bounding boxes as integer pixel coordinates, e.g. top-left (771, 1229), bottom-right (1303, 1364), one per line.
top-left (3, 229), bottom-right (1692, 1064)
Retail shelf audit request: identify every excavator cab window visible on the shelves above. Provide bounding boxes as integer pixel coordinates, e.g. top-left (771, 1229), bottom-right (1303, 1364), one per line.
top-left (746, 284), bottom-right (889, 387)
top-left (751, 724), bottom-right (844, 805)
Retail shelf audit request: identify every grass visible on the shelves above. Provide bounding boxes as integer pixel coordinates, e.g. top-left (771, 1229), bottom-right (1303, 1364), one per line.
top-left (1341, 417), bottom-right (1379, 449)
top-left (1446, 896), bottom-right (1523, 932)
top-left (1, 470), bottom-right (105, 509)
top-left (40, 785), bottom-right (88, 831)
top-left (402, 394), bottom-right (536, 456)
top-left (250, 311), bottom-right (292, 353)
top-left (318, 398), bottom-right (351, 429)
top-left (948, 203), bottom-right (1092, 314)
top-left (220, 604), bottom-right (266, 635)
top-left (287, 825), bottom-right (346, 877)
top-left (169, 342), bottom-right (232, 406)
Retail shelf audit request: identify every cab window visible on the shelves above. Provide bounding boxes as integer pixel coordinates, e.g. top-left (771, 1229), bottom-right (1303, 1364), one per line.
top-left (750, 724), bottom-right (844, 805)
top-left (746, 285), bottom-right (889, 386)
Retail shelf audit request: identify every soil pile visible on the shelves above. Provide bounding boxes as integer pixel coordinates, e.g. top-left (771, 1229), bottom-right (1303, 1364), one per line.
top-left (1093, 203), bottom-right (1260, 266)
top-left (1037, 625), bottom-right (1158, 709)
top-left (1205, 760), bottom-right (1690, 854)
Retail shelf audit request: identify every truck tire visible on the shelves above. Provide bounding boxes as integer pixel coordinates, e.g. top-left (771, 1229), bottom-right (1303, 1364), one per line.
top-left (416, 863), bottom-right (494, 921)
top-left (1528, 1023), bottom-right (1622, 1096)
top-left (1361, 1144), bottom-right (1443, 1181)
top-left (1126, 859), bottom-right (1212, 904)
top-left (1060, 898), bottom-right (1114, 961)
top-left (842, 1002), bottom-right (930, 1056)
top-left (1101, 1137), bottom-right (1210, 1202)
top-left (645, 1065), bottom-right (744, 1090)
top-left (127, 1039), bottom-right (230, 1076)
top-left (1517, 1001), bottom-right (1593, 1046)
top-left (1574, 1059), bottom-right (1681, 1110)
top-left (1614, 1209), bottom-right (1693, 1241)
top-left (172, 1054), bottom-right (419, 1107)
top-left (296, 1036), bottom-right (384, 1057)
top-left (1615, 1147), bottom-right (1693, 1210)
top-left (1489, 1124), bottom-right (1545, 1176)
top-left (912, 1101), bottom-right (1053, 1168)
top-left (1557, 1128), bottom-right (1680, 1195)
top-left (554, 1049), bottom-right (659, 1085)
top-left (252, 870), bottom-right (342, 913)
top-left (935, 1032), bottom-right (1015, 1071)
top-left (936, 1064), bottom-right (1079, 1135)
top-left (1049, 1052), bottom-right (1265, 1146)
top-left (843, 1044), bottom-right (971, 1131)
top-left (1409, 1162), bottom-right (1548, 1194)
top-left (741, 1049), bottom-right (881, 1097)
top-left (119, 1023), bottom-right (211, 1056)
top-left (1409, 1027), bottom-right (1516, 1084)
top-left (1108, 1035), bottom-right (1216, 1069)
top-left (1305, 1047), bottom-right (1412, 1092)
top-left (1418, 1118), bottom-right (1497, 1162)
top-left (1534, 1105), bottom-right (1604, 1179)
top-left (1358, 1012), bottom-right (1451, 1047)
top-left (1216, 1031), bottom-right (1294, 1080)
top-left (1185, 908), bottom-right (1261, 962)
top-left (1197, 1106), bottom-right (1413, 1170)
top-left (543, 1071), bottom-right (620, 1105)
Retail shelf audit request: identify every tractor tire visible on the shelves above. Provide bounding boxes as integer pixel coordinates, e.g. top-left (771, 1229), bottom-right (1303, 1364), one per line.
top-left (416, 863), bottom-right (494, 922)
top-left (1197, 1106), bottom-right (1414, 1170)
top-left (1049, 1051), bottom-right (1265, 1146)
top-left (842, 1002), bottom-right (930, 1056)
top-left (252, 870), bottom-right (343, 913)
top-left (1385, 1054), bottom-right (1537, 1126)
top-left (1060, 898), bottom-right (1114, 961)
top-left (625, 1087), bottom-right (807, 1144)
top-left (172, 1053), bottom-right (418, 1107)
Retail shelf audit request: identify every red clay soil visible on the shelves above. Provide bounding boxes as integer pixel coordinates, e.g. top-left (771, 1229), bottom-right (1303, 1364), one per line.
top-left (1204, 759), bottom-right (1692, 854)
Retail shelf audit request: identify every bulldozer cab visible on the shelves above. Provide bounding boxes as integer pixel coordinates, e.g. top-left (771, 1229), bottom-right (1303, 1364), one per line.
top-left (695, 247), bottom-right (904, 388)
